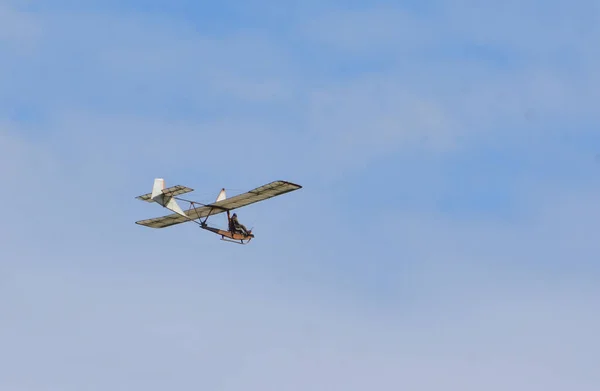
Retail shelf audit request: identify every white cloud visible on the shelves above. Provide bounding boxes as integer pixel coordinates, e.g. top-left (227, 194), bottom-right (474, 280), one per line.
top-left (1, 3), bottom-right (599, 389)
top-left (2, 233), bottom-right (599, 391)
top-left (3, 1), bottom-right (596, 179)
top-left (305, 75), bottom-right (460, 172)
top-left (299, 0), bottom-right (600, 151)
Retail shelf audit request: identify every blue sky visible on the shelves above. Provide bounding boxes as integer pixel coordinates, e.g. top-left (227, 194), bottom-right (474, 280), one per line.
top-left (2, 0), bottom-right (599, 389)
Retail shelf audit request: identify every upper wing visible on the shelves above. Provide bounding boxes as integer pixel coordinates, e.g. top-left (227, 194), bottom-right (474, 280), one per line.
top-left (210, 180), bottom-right (302, 211)
top-left (136, 185), bottom-right (194, 202)
top-left (135, 180), bottom-right (301, 228)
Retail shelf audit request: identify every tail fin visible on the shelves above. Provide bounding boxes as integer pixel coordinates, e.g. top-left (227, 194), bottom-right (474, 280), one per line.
top-left (136, 178), bottom-right (187, 217)
top-left (216, 188), bottom-right (226, 202)
top-left (151, 178), bottom-right (166, 200)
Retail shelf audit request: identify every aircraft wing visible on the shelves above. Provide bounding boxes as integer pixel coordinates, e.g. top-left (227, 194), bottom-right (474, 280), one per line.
top-left (135, 180), bottom-right (302, 229)
top-left (210, 180), bottom-right (302, 210)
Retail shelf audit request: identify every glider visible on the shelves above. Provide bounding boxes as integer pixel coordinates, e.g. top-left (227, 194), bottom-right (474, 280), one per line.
top-left (135, 178), bottom-right (302, 244)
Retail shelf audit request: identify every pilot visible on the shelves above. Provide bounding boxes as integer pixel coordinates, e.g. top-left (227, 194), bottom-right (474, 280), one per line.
top-left (230, 213), bottom-right (249, 235)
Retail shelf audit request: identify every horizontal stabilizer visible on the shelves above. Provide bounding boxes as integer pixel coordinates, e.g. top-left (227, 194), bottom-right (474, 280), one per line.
top-left (136, 185), bottom-right (194, 202)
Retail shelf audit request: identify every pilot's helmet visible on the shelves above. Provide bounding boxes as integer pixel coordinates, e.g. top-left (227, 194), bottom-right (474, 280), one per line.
top-left (232, 213), bottom-right (237, 217)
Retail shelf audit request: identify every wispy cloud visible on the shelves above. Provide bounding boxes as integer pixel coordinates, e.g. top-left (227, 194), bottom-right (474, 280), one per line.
top-left (2, 1), bottom-right (599, 390)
